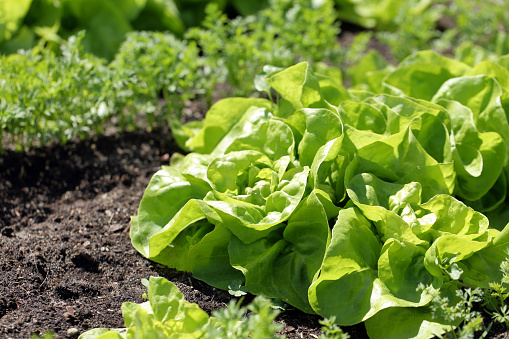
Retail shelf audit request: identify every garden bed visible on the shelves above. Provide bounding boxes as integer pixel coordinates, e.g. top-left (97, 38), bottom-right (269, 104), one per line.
top-left (0, 127), bottom-right (372, 338)
top-left (2, 3), bottom-right (509, 336)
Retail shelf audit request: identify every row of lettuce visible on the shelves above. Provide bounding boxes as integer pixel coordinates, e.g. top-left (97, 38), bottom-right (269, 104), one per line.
top-left (116, 50), bottom-right (509, 339)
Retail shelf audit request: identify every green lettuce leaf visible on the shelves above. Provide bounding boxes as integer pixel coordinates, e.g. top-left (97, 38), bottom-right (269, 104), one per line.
top-left (383, 50), bottom-right (471, 101)
top-left (468, 61), bottom-right (509, 92)
top-left (437, 99), bottom-right (506, 205)
top-left (349, 49), bottom-right (390, 92)
top-left (339, 100), bottom-right (387, 135)
top-left (364, 306), bottom-right (457, 339)
top-left (462, 226), bottom-right (509, 288)
top-left (185, 98), bottom-right (272, 154)
top-left (308, 208), bottom-right (433, 325)
top-left (433, 75), bottom-right (509, 169)
top-left (229, 191), bottom-right (330, 313)
top-left (225, 119), bottom-right (294, 163)
top-left (411, 194), bottom-right (489, 243)
top-left (345, 120), bottom-right (455, 201)
top-left (284, 108), bottom-right (342, 166)
top-left (79, 277), bottom-right (209, 339)
top-left (346, 172), bottom-right (426, 246)
top-left (78, 329), bottom-right (124, 339)
top-left (205, 151), bottom-right (309, 243)
top-left (130, 161), bottom-right (212, 257)
top-left (266, 62), bottom-right (333, 118)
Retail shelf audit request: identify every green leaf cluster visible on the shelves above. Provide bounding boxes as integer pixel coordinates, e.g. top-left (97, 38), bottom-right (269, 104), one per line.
top-left (78, 276), bottom-right (284, 339)
top-left (134, 52), bottom-right (509, 338)
top-left (0, 30), bottom-right (209, 151)
top-left (0, 0), bottom-right (322, 60)
top-left (0, 32), bottom-right (119, 150)
top-left (1, 0), bottom-right (343, 152)
top-left (110, 31), bottom-right (212, 128)
top-left (441, 0), bottom-right (509, 60)
top-left (186, 0), bottom-right (341, 97)
top-left (333, 0), bottom-right (432, 30)
top-left (362, 0), bottom-right (509, 62)
top-left (0, 0), bottom-right (185, 59)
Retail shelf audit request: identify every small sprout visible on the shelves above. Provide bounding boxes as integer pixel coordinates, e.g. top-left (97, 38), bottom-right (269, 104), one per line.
top-left (319, 316), bottom-right (350, 339)
top-left (227, 279), bottom-right (248, 297)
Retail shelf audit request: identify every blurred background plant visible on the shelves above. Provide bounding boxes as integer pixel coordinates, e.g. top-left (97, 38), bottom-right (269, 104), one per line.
top-left (0, 0), bottom-right (342, 152)
top-left (186, 0), bottom-right (341, 97)
top-left (2, 0), bottom-right (509, 152)
top-left (0, 0), bottom-right (272, 59)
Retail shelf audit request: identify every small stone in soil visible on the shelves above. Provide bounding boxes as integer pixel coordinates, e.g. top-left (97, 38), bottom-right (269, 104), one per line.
top-left (67, 328), bottom-right (79, 337)
top-left (108, 224), bottom-right (124, 233)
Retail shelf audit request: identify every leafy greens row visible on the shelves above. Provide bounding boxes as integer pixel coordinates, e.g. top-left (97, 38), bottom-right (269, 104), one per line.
top-left (132, 51), bottom-right (509, 338)
top-left (0, 0), bottom-right (340, 152)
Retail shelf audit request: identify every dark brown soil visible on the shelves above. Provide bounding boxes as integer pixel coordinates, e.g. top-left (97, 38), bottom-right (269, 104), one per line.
top-left (0, 127), bottom-right (372, 339)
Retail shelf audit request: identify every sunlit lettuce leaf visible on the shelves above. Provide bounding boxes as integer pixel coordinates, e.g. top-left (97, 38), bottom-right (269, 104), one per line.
top-left (78, 328), bottom-right (124, 339)
top-left (225, 119), bottom-right (295, 165)
top-left (338, 100), bottom-right (387, 135)
top-left (468, 61), bottom-right (509, 92)
top-left (314, 64), bottom-right (351, 106)
top-left (205, 150), bottom-right (309, 243)
top-left (171, 120), bottom-right (204, 152)
top-left (308, 208), bottom-right (434, 325)
top-left (349, 49), bottom-right (390, 91)
top-left (424, 232), bottom-right (492, 281)
top-left (346, 173), bottom-right (426, 246)
top-left (455, 41), bottom-right (495, 67)
top-left (433, 75), bottom-right (509, 169)
top-left (383, 51), bottom-right (471, 101)
top-left (462, 226), bottom-right (509, 288)
top-left (266, 62), bottom-right (334, 118)
top-left (309, 137), bottom-right (348, 203)
top-left (130, 163), bottom-right (212, 257)
top-left (308, 119), bottom-right (386, 204)
top-left (497, 54), bottom-right (509, 70)
top-left (345, 121), bottom-right (455, 201)
top-left (411, 194), bottom-right (489, 243)
top-left (229, 191), bottom-right (330, 313)
top-left (365, 94), bottom-right (451, 137)
top-left (364, 306), bottom-right (457, 339)
top-left (0, 0), bottom-right (32, 44)
top-left (185, 98), bottom-right (272, 154)
top-left (284, 108), bottom-right (342, 166)
top-left (437, 99), bottom-right (506, 204)
top-left (132, 174), bottom-right (245, 289)
top-left (187, 222), bottom-right (245, 290)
